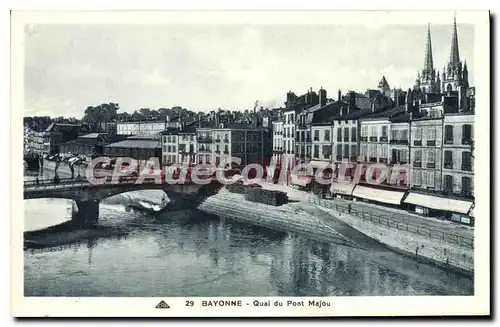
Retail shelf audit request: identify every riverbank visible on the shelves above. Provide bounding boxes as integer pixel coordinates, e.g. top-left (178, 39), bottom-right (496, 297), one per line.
top-left (198, 184), bottom-right (473, 277)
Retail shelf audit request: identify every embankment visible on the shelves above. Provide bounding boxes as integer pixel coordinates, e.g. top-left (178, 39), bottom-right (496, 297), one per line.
top-left (198, 188), bottom-right (375, 250)
top-left (312, 201), bottom-right (474, 276)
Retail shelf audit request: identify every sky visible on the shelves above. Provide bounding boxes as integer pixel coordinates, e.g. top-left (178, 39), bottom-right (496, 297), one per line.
top-left (24, 22), bottom-right (474, 118)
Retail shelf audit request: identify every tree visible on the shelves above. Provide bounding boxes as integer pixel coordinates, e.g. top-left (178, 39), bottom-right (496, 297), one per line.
top-left (82, 103), bottom-right (120, 132)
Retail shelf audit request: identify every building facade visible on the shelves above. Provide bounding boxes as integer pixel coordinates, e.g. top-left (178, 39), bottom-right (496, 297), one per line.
top-left (442, 113), bottom-right (474, 197)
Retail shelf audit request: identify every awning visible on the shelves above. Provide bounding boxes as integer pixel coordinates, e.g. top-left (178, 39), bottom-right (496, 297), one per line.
top-left (291, 174), bottom-right (312, 186)
top-left (308, 160), bottom-right (332, 170)
top-left (403, 192), bottom-right (473, 214)
top-left (352, 185), bottom-right (406, 205)
top-left (330, 182), bottom-right (355, 195)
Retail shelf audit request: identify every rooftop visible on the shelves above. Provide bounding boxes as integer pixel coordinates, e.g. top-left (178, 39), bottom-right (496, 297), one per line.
top-left (105, 139), bottom-right (161, 149)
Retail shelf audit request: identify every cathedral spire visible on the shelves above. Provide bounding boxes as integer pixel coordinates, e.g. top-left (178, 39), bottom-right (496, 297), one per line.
top-left (449, 14), bottom-right (461, 68)
top-left (424, 23), bottom-right (434, 72)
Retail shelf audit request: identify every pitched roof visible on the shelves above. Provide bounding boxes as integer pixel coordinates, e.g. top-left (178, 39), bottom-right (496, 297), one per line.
top-left (104, 139), bottom-right (161, 149)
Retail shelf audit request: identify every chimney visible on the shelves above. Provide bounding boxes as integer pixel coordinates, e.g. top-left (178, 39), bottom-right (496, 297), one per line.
top-left (348, 91), bottom-right (356, 109)
top-left (338, 89), bottom-right (341, 102)
top-left (405, 89), bottom-right (413, 113)
top-left (319, 87), bottom-right (327, 107)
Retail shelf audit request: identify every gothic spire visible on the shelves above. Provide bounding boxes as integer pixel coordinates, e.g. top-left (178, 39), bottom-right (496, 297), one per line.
top-left (449, 14), bottom-right (461, 68)
top-left (424, 23), bottom-right (434, 72)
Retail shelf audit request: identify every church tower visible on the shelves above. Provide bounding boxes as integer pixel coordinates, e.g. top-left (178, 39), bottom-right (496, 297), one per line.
top-left (414, 24), bottom-right (439, 95)
top-left (442, 15), bottom-right (469, 93)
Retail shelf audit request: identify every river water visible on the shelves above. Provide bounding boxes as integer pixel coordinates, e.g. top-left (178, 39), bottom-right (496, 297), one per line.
top-left (24, 168), bottom-right (473, 297)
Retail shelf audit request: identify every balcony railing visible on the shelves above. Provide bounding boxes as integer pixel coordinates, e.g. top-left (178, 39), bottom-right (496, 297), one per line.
top-left (426, 162), bottom-right (436, 168)
top-left (444, 162), bottom-right (453, 169)
top-left (306, 138), bottom-right (311, 142)
top-left (324, 154), bottom-right (331, 159)
top-left (336, 155), bottom-right (342, 161)
top-left (390, 139), bottom-right (409, 145)
top-left (351, 137), bottom-right (357, 142)
top-left (379, 158), bottom-right (388, 164)
top-left (413, 160), bottom-right (422, 168)
top-left (427, 140), bottom-right (436, 146)
top-left (223, 139), bottom-right (229, 143)
top-left (214, 139), bottom-right (221, 142)
top-left (324, 138), bottom-right (330, 142)
top-left (461, 164), bottom-right (472, 171)
top-left (414, 140), bottom-right (422, 146)
top-left (337, 138), bottom-right (342, 142)
top-left (360, 136), bottom-right (368, 142)
top-left (369, 136), bottom-right (378, 142)
top-left (444, 139), bottom-right (453, 145)
top-left (379, 136), bottom-right (388, 142)
top-left (462, 138), bottom-right (473, 145)
top-left (350, 156), bottom-right (357, 162)
top-left (369, 157), bottom-right (377, 163)
top-left (313, 137), bottom-right (319, 141)
top-left (197, 137), bottom-right (213, 143)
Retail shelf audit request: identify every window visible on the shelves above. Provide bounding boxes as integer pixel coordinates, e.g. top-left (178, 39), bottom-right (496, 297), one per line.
top-left (361, 126), bottom-right (368, 137)
top-left (344, 128), bottom-right (349, 141)
top-left (427, 127), bottom-right (436, 142)
top-left (351, 127), bottom-right (357, 141)
top-left (444, 175), bottom-right (453, 192)
top-left (428, 149), bottom-right (435, 163)
top-left (224, 144), bottom-right (229, 153)
top-left (414, 149), bottom-right (422, 161)
top-left (322, 145), bottom-right (331, 158)
top-left (462, 124), bottom-right (473, 144)
top-left (413, 170), bottom-right (421, 185)
top-left (306, 131), bottom-right (311, 142)
top-left (313, 145), bottom-right (319, 158)
top-left (415, 127), bottom-right (422, 140)
top-left (445, 125), bottom-right (453, 143)
top-left (427, 171), bottom-right (435, 187)
top-left (324, 130), bottom-right (330, 141)
top-left (301, 131), bottom-right (305, 142)
top-left (336, 144), bottom-right (342, 159)
top-left (360, 144), bottom-right (367, 156)
top-left (370, 126), bottom-right (377, 137)
top-left (350, 144), bottom-right (357, 158)
top-left (402, 129), bottom-right (409, 140)
top-left (462, 151), bottom-right (472, 171)
top-left (444, 150), bottom-right (453, 169)
top-left (462, 177), bottom-right (472, 194)
top-left (296, 131), bottom-right (300, 141)
top-left (337, 128), bottom-right (342, 141)
top-left (344, 144), bottom-right (349, 158)
top-left (314, 130), bottom-right (320, 141)
top-left (382, 126), bottom-right (388, 137)
top-left (381, 146), bottom-right (388, 159)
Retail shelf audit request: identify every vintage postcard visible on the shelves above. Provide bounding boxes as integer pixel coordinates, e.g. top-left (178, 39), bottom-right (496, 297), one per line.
top-left (11, 10), bottom-right (490, 317)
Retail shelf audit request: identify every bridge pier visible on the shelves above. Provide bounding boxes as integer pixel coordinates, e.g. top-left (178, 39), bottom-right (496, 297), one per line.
top-left (73, 200), bottom-right (100, 226)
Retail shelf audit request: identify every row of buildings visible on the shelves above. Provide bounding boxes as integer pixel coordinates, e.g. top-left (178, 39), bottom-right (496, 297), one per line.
top-left (270, 19), bottom-right (475, 223)
top-left (23, 18), bottom-right (476, 224)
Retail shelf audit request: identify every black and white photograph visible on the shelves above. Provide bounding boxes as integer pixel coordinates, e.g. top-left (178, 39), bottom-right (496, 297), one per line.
top-left (10, 10), bottom-right (490, 317)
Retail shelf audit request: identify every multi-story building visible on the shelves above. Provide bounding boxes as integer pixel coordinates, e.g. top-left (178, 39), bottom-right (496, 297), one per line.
top-left (311, 123), bottom-right (332, 163)
top-left (196, 126), bottom-right (213, 165)
top-left (43, 123), bottom-right (83, 155)
top-left (210, 124), bottom-right (268, 169)
top-left (409, 102), bottom-right (444, 193)
top-left (271, 113), bottom-right (284, 166)
top-left (161, 129), bottom-right (179, 165)
top-left (117, 117), bottom-right (184, 136)
top-left (178, 125), bottom-right (197, 165)
top-left (442, 112), bottom-right (474, 197)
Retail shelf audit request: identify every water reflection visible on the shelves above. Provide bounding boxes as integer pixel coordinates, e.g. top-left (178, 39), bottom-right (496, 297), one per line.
top-left (24, 192), bottom-right (473, 297)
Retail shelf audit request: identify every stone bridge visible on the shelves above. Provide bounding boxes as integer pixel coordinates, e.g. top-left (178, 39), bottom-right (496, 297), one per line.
top-left (24, 177), bottom-right (223, 226)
